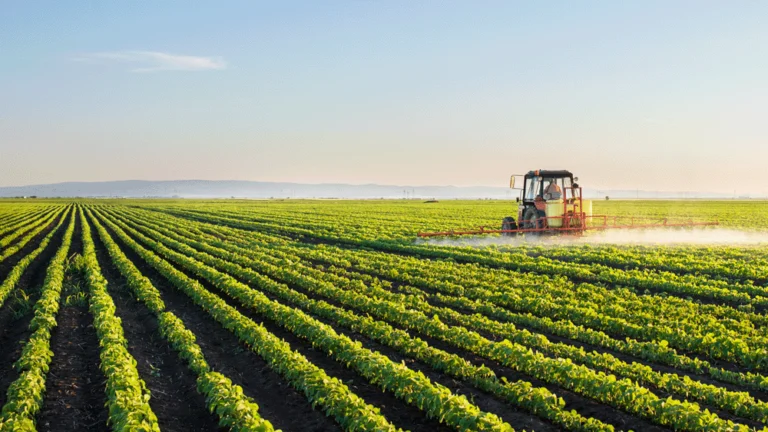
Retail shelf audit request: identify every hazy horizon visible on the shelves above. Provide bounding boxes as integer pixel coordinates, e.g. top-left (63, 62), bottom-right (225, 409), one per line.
top-left (2, 2), bottom-right (766, 194)
top-left (0, 178), bottom-right (761, 200)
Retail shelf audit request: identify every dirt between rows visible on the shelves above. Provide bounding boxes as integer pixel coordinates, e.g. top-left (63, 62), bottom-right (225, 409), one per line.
top-left (333, 265), bottom-right (768, 429)
top-left (99, 216), bottom-right (342, 432)
top-left (172, 262), bottom-right (456, 432)
top-left (305, 244), bottom-right (764, 385)
top-left (0, 213), bottom-right (66, 409)
top-left (0, 212), bottom-right (53, 255)
top-left (0, 211), bottom-right (65, 287)
top-left (90, 218), bottom-right (221, 432)
top-left (257, 261), bottom-right (670, 432)
top-left (38, 304), bottom-right (108, 432)
top-left (254, 282), bottom-right (560, 432)
top-left (38, 212), bottom-right (108, 431)
top-left (431, 295), bottom-right (768, 400)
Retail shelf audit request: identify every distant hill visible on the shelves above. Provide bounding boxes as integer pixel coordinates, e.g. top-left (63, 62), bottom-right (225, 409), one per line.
top-left (0, 180), bottom-right (751, 199)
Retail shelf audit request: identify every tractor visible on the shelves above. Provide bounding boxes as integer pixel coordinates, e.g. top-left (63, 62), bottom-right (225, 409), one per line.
top-left (501, 169), bottom-right (588, 235)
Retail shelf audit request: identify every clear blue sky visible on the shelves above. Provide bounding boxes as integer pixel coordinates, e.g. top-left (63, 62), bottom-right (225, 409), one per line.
top-left (1, 1), bottom-right (766, 193)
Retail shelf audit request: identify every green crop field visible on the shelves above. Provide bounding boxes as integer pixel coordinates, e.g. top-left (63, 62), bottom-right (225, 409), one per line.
top-left (1, 199), bottom-right (768, 432)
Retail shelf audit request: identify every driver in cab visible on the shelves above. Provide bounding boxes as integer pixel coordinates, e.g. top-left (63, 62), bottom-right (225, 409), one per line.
top-left (544, 179), bottom-right (562, 200)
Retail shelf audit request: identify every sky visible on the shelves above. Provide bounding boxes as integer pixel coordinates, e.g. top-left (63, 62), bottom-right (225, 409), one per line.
top-left (1, 1), bottom-right (766, 193)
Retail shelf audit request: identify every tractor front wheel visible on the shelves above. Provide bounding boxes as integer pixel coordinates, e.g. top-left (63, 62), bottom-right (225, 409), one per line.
top-left (501, 217), bottom-right (517, 236)
top-left (523, 207), bottom-right (546, 231)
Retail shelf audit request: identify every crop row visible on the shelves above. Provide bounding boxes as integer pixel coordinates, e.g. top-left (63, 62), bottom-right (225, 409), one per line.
top-left (79, 207), bottom-right (161, 431)
top-left (85, 208), bottom-right (277, 431)
top-left (0, 207), bottom-right (59, 242)
top-left (0, 211), bottom-right (68, 310)
top-left (519, 244), bottom-right (768, 285)
top-left (89, 208), bottom-right (405, 432)
top-left (0, 207), bottom-right (50, 237)
top-left (0, 206), bottom-right (75, 429)
top-left (313, 240), bottom-right (768, 369)
top-left (0, 208), bottom-right (66, 263)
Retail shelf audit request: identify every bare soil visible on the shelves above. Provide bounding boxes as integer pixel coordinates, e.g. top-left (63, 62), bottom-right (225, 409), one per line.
top-left (101, 217), bottom-right (343, 432)
top-left (0, 213), bottom-right (65, 408)
top-left (90, 219), bottom-right (221, 432)
top-left (39, 213), bottom-right (109, 431)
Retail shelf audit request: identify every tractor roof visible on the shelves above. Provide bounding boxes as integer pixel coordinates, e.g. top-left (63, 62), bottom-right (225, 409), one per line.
top-left (525, 170), bottom-right (573, 178)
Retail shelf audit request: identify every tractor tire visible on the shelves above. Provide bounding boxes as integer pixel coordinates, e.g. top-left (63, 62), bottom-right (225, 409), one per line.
top-left (501, 217), bottom-right (517, 236)
top-left (523, 207), bottom-right (546, 231)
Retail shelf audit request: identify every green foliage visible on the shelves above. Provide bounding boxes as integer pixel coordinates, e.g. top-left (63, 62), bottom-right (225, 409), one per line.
top-left (0, 207), bottom-right (69, 310)
top-left (4, 198), bottom-right (768, 432)
top-left (108, 199), bottom-right (768, 431)
top-left (91, 208), bottom-right (406, 432)
top-left (0, 206), bottom-right (75, 428)
top-left (78, 207), bottom-right (161, 431)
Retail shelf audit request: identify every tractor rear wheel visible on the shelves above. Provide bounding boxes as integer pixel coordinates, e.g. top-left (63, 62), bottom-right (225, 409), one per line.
top-left (501, 217), bottom-right (517, 236)
top-left (523, 207), bottom-right (546, 230)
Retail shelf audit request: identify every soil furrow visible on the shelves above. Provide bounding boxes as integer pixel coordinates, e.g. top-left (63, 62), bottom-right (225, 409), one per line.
top-left (89, 218), bottom-right (221, 432)
top-left (39, 211), bottom-right (109, 432)
top-left (251, 261), bottom-right (668, 432)
top-left (0, 212), bottom-right (67, 408)
top-left (104, 212), bottom-right (460, 432)
top-left (0, 210), bottom-right (64, 285)
top-left (101, 218), bottom-right (342, 432)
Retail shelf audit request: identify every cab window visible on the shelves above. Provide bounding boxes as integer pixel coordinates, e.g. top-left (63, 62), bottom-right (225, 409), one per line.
top-left (525, 177), bottom-right (541, 200)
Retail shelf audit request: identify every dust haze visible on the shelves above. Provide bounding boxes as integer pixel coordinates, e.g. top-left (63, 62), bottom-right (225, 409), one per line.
top-left (418, 228), bottom-right (768, 248)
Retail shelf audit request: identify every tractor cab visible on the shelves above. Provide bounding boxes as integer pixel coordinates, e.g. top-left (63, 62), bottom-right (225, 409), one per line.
top-left (503, 169), bottom-right (591, 234)
top-left (520, 170), bottom-right (575, 204)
